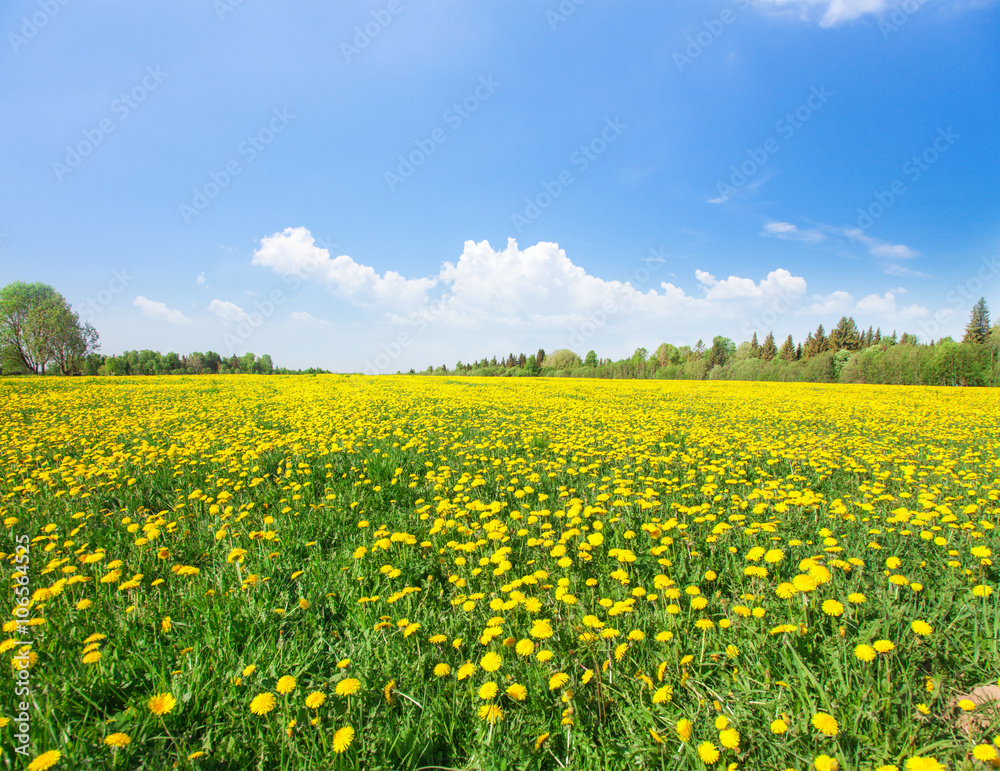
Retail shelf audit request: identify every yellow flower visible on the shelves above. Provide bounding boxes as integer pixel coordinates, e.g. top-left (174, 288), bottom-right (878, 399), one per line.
top-left (479, 681), bottom-right (498, 700)
top-left (719, 728), bottom-right (740, 750)
top-left (698, 742), bottom-right (720, 763)
top-left (243, 664), bottom-right (257, 677)
top-left (147, 692), bottom-right (176, 716)
top-left (814, 754), bottom-right (840, 771)
top-left (854, 644), bottom-right (876, 662)
top-left (847, 593), bottom-right (867, 604)
top-left (456, 662), bottom-right (476, 680)
top-left (481, 651), bottom-right (502, 672)
top-left (534, 732), bottom-right (551, 751)
top-left (973, 585), bottom-right (993, 598)
top-left (83, 650), bottom-right (102, 665)
top-left (973, 744), bottom-right (999, 762)
top-left (548, 672), bottom-right (570, 690)
top-left (515, 638), bottom-right (535, 656)
top-left (160, 616), bottom-right (171, 633)
top-left (506, 683), bottom-right (527, 701)
top-left (335, 678), bottom-right (361, 697)
top-left (332, 725), bottom-right (355, 753)
top-left (821, 600), bottom-right (844, 617)
top-left (250, 692), bottom-right (276, 715)
top-left (916, 703), bottom-right (930, 715)
top-left (434, 662), bottom-right (451, 677)
top-left (910, 620), bottom-right (933, 637)
top-left (104, 733), bottom-right (131, 748)
top-left (904, 757), bottom-right (945, 771)
top-left (770, 718), bottom-right (788, 733)
top-left (676, 718), bottom-right (692, 742)
top-left (873, 640), bottom-right (895, 653)
top-left (305, 691), bottom-right (326, 709)
top-left (957, 699), bottom-right (976, 711)
top-left (276, 676), bottom-right (296, 695)
top-left (811, 711), bottom-right (838, 736)
top-left (652, 685), bottom-right (672, 704)
top-left (27, 751), bottom-right (62, 771)
top-left (478, 703), bottom-right (503, 724)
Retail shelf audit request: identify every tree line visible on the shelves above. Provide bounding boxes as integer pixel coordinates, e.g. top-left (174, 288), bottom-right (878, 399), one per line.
top-left (411, 299), bottom-right (1000, 387)
top-left (0, 282), bottom-right (329, 377)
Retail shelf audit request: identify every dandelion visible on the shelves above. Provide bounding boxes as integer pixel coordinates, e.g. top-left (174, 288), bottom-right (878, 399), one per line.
top-left (904, 757), bottom-right (945, 771)
top-left (676, 718), bottom-right (692, 742)
top-left (548, 672), bottom-right (570, 690)
top-left (161, 616), bottom-right (171, 633)
top-left (973, 744), bottom-right (999, 762)
top-left (456, 662), bottom-right (476, 680)
top-left (479, 681), bottom-right (498, 700)
top-left (910, 620), bottom-right (933, 637)
top-left (534, 732), bottom-right (550, 751)
top-left (957, 699), bottom-right (976, 711)
top-left (250, 693), bottom-right (276, 715)
top-left (814, 754), bottom-right (840, 771)
top-left (854, 644), bottom-right (876, 662)
top-left (811, 711), bottom-right (838, 737)
top-left (434, 663), bottom-right (451, 677)
top-left (973, 585), bottom-right (993, 598)
top-left (652, 684), bottom-right (673, 704)
top-left (698, 742), bottom-right (720, 763)
top-left (847, 593), bottom-right (867, 604)
top-left (873, 640), bottom-right (895, 653)
top-left (147, 692), bottom-right (176, 716)
top-left (506, 683), bottom-right (527, 701)
top-left (276, 676), bottom-right (296, 694)
top-left (305, 691), bottom-right (326, 709)
top-left (332, 725), bottom-right (355, 753)
top-left (481, 651), bottom-right (502, 672)
top-left (770, 718), bottom-right (787, 733)
top-left (719, 728), bottom-right (740, 750)
top-left (104, 733), bottom-right (131, 748)
top-left (478, 703), bottom-right (503, 723)
top-left (27, 751), bottom-right (61, 771)
top-left (821, 600), bottom-right (844, 617)
top-left (335, 678), bottom-right (360, 697)
top-left (515, 638), bottom-right (535, 656)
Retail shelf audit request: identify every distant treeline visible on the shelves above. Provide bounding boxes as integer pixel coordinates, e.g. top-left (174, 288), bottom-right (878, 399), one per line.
top-left (411, 301), bottom-right (1000, 387)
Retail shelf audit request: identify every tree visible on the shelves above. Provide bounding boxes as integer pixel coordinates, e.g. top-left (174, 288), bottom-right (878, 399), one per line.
top-left (545, 349), bottom-right (581, 369)
top-left (761, 332), bottom-right (777, 362)
top-left (750, 332), bottom-right (761, 358)
top-left (963, 297), bottom-right (991, 344)
top-left (535, 349), bottom-right (545, 368)
top-left (830, 316), bottom-right (861, 351)
top-left (584, 350), bottom-right (598, 367)
top-left (779, 334), bottom-right (796, 361)
top-left (0, 282), bottom-right (99, 374)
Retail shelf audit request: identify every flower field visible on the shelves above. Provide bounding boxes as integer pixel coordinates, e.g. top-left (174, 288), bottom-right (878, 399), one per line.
top-left (1, 375), bottom-right (998, 771)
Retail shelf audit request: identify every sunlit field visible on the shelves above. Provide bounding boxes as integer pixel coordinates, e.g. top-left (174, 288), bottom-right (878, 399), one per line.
top-left (1, 375), bottom-right (998, 771)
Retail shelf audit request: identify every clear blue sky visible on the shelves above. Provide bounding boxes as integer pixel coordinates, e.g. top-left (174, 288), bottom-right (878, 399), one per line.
top-left (2, 0), bottom-right (997, 371)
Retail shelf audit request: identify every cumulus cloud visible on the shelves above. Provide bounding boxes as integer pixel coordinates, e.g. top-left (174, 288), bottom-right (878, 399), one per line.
top-left (133, 296), bottom-right (190, 324)
top-left (209, 299), bottom-right (248, 322)
top-left (251, 226), bottom-right (436, 309)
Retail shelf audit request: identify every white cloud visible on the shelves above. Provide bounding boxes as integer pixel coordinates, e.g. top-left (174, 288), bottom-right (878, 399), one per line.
top-left (289, 311), bottom-right (334, 326)
top-left (803, 290), bottom-right (854, 316)
top-left (209, 299), bottom-right (248, 323)
top-left (762, 221), bottom-right (826, 244)
top-left (750, 0), bottom-right (890, 26)
top-left (133, 296), bottom-right (190, 325)
top-left (251, 226), bottom-right (436, 309)
top-left (855, 290), bottom-right (898, 315)
top-left (196, 272), bottom-right (206, 285)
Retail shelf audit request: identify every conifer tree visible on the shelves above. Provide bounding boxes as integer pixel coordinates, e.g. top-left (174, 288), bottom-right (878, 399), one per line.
top-left (761, 332), bottom-right (778, 362)
top-left (963, 297), bottom-right (991, 344)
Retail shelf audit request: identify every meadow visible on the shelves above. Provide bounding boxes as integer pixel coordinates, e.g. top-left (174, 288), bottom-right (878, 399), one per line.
top-left (1, 375), bottom-right (998, 771)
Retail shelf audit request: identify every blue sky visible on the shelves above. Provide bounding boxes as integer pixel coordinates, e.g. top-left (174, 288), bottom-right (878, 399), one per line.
top-left (2, 0), bottom-right (997, 372)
